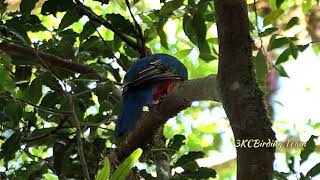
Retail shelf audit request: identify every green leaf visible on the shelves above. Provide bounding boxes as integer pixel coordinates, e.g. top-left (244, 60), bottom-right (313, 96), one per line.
top-left (0, 133), bottom-right (22, 162)
top-left (59, 9), bottom-right (81, 30)
top-left (276, 0), bottom-right (285, 8)
top-left (263, 9), bottom-right (284, 26)
top-left (110, 148), bottom-right (143, 180)
top-left (23, 162), bottom-right (49, 179)
top-left (79, 22), bottom-right (96, 42)
top-left (24, 111), bottom-right (37, 127)
top-left (5, 17), bottom-right (32, 45)
top-left (183, 13), bottom-right (197, 45)
top-left (41, 0), bottom-right (75, 15)
top-left (194, 167), bottom-right (216, 179)
top-left (95, 82), bottom-right (113, 100)
top-left (188, 0), bottom-right (196, 5)
top-left (175, 151), bottom-right (204, 167)
top-left (4, 101), bottom-right (23, 125)
top-left (268, 36), bottom-right (289, 51)
top-left (80, 36), bottom-right (114, 58)
top-left (297, 44), bottom-right (309, 52)
top-left (38, 72), bottom-right (62, 92)
top-left (302, 0), bottom-right (312, 14)
top-left (20, 0), bottom-right (38, 15)
top-left (259, 27), bottom-right (278, 37)
top-left (96, 157), bottom-right (110, 180)
top-left (160, 0), bottom-right (184, 17)
top-left (25, 78), bottom-right (43, 104)
top-left (105, 14), bottom-right (136, 37)
top-left (178, 167), bottom-right (216, 179)
top-left (289, 40), bottom-right (298, 59)
top-left (192, 11), bottom-right (214, 61)
top-left (275, 65), bottom-right (289, 78)
top-left (0, 51), bottom-right (12, 65)
top-left (96, 0), bottom-right (110, 4)
top-left (123, 45), bottom-right (139, 58)
top-left (168, 134), bottom-right (186, 151)
top-left (276, 48), bottom-right (291, 65)
top-left (254, 49), bottom-right (268, 81)
top-left (300, 135), bottom-right (318, 164)
top-left (25, 127), bottom-right (56, 141)
top-left (0, 0), bottom-right (8, 15)
top-left (174, 49), bottom-right (192, 60)
top-left (156, 0), bottom-right (185, 48)
top-left (181, 160), bottom-right (199, 171)
top-left (306, 163), bottom-right (320, 178)
top-left (288, 156), bottom-right (295, 173)
top-left (0, 66), bottom-right (16, 94)
top-left (157, 19), bottom-right (169, 49)
top-left (144, 27), bottom-right (157, 42)
top-left (273, 171), bottom-right (291, 180)
top-left (312, 44), bottom-right (320, 55)
top-left (98, 62), bottom-right (121, 82)
top-left (286, 17), bottom-right (299, 30)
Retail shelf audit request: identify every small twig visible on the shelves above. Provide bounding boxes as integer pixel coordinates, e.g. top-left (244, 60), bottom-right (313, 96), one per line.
top-left (24, 116), bottom-right (70, 142)
top-left (253, 0), bottom-right (274, 71)
top-left (253, 0), bottom-right (267, 57)
top-left (0, 42), bottom-right (104, 79)
top-left (308, 40), bottom-right (320, 45)
top-left (33, 44), bottom-right (79, 88)
top-left (74, 0), bottom-right (140, 51)
top-left (149, 148), bottom-right (177, 153)
top-left (68, 94), bottom-right (91, 180)
top-left (80, 122), bottom-right (114, 131)
top-left (3, 95), bottom-right (71, 115)
top-left (93, 25), bottom-right (122, 64)
top-left (125, 0), bottom-right (147, 57)
top-left (15, 41), bottom-right (91, 180)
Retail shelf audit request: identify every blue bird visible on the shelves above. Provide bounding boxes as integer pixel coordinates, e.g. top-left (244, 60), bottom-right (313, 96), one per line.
top-left (115, 53), bottom-right (188, 136)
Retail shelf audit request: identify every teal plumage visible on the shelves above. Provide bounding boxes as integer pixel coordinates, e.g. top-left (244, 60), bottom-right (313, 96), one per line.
top-left (115, 54), bottom-right (188, 136)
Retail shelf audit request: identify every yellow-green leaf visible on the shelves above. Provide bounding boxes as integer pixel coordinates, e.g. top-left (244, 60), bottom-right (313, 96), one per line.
top-left (96, 158), bottom-right (111, 180)
top-left (110, 148), bottom-right (143, 180)
top-left (0, 66), bottom-right (16, 94)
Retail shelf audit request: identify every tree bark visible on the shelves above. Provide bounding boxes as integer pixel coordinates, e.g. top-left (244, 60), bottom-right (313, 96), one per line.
top-left (214, 1), bottom-right (276, 180)
top-left (0, 42), bottom-right (104, 79)
top-left (114, 75), bottom-right (220, 162)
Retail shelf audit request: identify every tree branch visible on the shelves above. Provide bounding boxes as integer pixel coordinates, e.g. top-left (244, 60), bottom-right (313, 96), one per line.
top-left (68, 94), bottom-right (91, 180)
top-left (3, 95), bottom-right (71, 115)
top-left (113, 75), bottom-right (220, 162)
top-left (74, 0), bottom-right (141, 52)
top-left (125, 0), bottom-right (147, 57)
top-left (0, 42), bottom-right (104, 80)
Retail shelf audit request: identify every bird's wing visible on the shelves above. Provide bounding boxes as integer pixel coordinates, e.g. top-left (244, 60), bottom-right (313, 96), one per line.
top-left (123, 58), bottom-right (182, 91)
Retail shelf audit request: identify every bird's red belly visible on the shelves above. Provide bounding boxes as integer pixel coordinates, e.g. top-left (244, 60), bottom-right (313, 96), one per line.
top-left (152, 80), bottom-right (174, 101)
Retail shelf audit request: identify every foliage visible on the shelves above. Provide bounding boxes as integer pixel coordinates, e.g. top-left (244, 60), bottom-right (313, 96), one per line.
top-left (0, 0), bottom-right (217, 179)
top-left (274, 135), bottom-right (320, 180)
top-left (96, 148), bottom-right (142, 180)
top-left (0, 0), bottom-right (319, 179)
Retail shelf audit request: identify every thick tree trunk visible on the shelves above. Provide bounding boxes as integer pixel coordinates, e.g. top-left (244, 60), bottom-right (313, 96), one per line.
top-left (214, 0), bottom-right (276, 179)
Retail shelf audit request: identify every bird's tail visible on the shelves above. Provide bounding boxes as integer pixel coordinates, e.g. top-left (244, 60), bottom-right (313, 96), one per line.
top-left (115, 92), bottom-right (147, 136)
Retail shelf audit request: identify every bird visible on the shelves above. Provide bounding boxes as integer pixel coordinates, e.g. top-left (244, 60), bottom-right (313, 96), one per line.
top-left (115, 53), bottom-right (188, 136)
